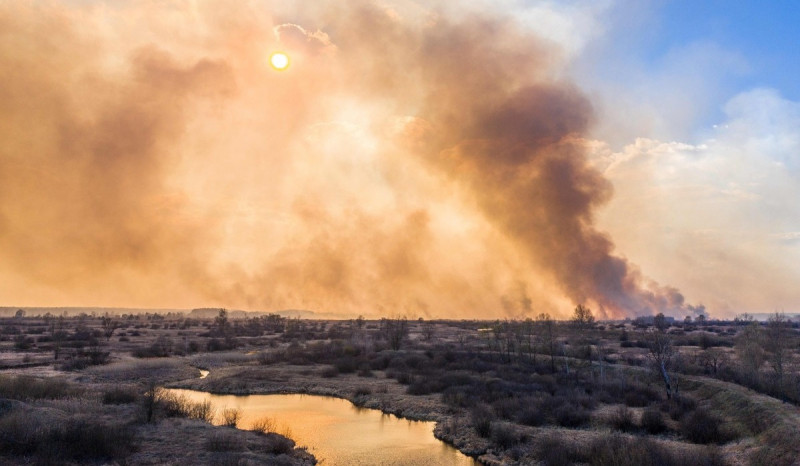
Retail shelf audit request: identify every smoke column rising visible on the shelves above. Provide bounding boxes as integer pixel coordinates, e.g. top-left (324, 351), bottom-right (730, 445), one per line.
top-left (0, 1), bottom-right (694, 318)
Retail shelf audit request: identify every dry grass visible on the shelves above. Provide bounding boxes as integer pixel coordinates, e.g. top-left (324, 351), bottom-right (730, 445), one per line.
top-left (250, 416), bottom-right (278, 434)
top-left (155, 388), bottom-right (215, 422)
top-left (87, 357), bottom-right (196, 383)
top-left (221, 407), bottom-right (241, 427)
top-left (0, 374), bottom-right (74, 400)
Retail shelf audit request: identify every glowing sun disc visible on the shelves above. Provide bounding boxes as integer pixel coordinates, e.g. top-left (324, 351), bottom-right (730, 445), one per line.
top-left (270, 52), bottom-right (289, 70)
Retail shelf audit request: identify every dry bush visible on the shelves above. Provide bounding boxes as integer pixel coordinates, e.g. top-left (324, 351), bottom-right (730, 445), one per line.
top-left (534, 435), bottom-right (580, 466)
top-left (554, 402), bottom-right (590, 427)
top-left (490, 422), bottom-right (520, 448)
top-left (610, 405), bottom-right (636, 432)
top-left (0, 410), bottom-right (45, 455)
top-left (148, 389), bottom-right (214, 422)
top-left (0, 410), bottom-right (136, 462)
top-left (353, 385), bottom-right (372, 397)
top-left (205, 431), bottom-right (245, 452)
top-left (102, 386), bottom-right (138, 405)
top-left (749, 423), bottom-right (800, 466)
top-left (588, 433), bottom-right (727, 466)
top-left (90, 358), bottom-right (190, 383)
top-left (0, 375), bottom-right (73, 401)
top-left (680, 408), bottom-right (729, 444)
top-left (186, 400), bottom-right (215, 423)
top-left (221, 407), bottom-right (241, 427)
top-left (259, 432), bottom-right (295, 455)
top-left (470, 404), bottom-right (494, 437)
top-left (641, 406), bottom-right (667, 434)
top-left (250, 416), bottom-right (277, 434)
top-left (665, 394), bottom-right (697, 420)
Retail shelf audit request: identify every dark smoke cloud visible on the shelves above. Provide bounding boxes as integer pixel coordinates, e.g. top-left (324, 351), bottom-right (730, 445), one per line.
top-left (322, 6), bottom-right (694, 318)
top-left (0, 1), bottom-right (695, 318)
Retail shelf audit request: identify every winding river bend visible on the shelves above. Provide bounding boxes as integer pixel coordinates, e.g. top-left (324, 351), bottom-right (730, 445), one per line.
top-left (165, 388), bottom-right (479, 466)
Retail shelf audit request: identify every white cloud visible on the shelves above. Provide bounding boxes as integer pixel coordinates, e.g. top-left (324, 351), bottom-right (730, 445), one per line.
top-left (593, 89), bottom-right (800, 315)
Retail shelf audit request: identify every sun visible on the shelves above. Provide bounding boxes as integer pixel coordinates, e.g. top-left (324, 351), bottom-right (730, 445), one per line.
top-left (270, 52), bottom-right (290, 70)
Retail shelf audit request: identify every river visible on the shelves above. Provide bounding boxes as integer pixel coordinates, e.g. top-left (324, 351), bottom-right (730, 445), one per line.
top-left (164, 388), bottom-right (479, 466)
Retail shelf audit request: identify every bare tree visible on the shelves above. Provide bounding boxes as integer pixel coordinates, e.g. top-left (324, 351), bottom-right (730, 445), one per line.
top-left (698, 347), bottom-right (728, 376)
top-left (537, 313), bottom-right (557, 372)
top-left (646, 325), bottom-right (675, 399)
top-left (765, 312), bottom-right (791, 384)
top-left (101, 315), bottom-right (120, 341)
top-left (735, 321), bottom-right (764, 383)
top-left (49, 315), bottom-right (67, 360)
top-left (421, 319), bottom-right (436, 341)
top-left (522, 318), bottom-right (536, 364)
top-left (571, 304), bottom-right (595, 328)
top-left (382, 317), bottom-right (408, 350)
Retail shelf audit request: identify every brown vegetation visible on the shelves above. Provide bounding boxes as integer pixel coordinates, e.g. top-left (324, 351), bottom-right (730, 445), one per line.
top-left (1, 309), bottom-right (799, 464)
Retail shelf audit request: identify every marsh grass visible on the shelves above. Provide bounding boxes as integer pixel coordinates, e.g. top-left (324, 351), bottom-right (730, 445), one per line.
top-left (0, 374), bottom-right (73, 401)
top-left (250, 416), bottom-right (277, 434)
top-left (205, 431), bottom-right (246, 452)
top-left (103, 386), bottom-right (139, 404)
top-left (0, 410), bottom-right (136, 462)
top-left (153, 388), bottom-right (215, 422)
top-left (221, 407), bottom-right (241, 427)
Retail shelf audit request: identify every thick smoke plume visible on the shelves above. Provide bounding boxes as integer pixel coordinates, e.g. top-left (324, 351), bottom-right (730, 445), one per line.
top-left (0, 1), bottom-right (693, 318)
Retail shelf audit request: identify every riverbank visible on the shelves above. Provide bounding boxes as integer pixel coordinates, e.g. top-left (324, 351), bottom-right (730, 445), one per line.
top-left (164, 357), bottom-right (767, 466)
top-left (167, 362), bottom-right (493, 462)
top-left (5, 315), bottom-right (797, 465)
top-left (0, 359), bottom-right (317, 465)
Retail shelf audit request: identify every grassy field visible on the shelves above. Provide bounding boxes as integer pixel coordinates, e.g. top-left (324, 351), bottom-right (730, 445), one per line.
top-left (0, 310), bottom-right (798, 465)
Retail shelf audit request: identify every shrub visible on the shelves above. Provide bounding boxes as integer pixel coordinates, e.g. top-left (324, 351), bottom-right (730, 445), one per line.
top-left (149, 389), bottom-right (214, 422)
top-left (681, 408), bottom-right (727, 444)
top-left (41, 419), bottom-right (136, 461)
top-left (610, 405), bottom-right (636, 432)
top-left (535, 436), bottom-right (581, 466)
top-left (517, 405), bottom-right (545, 426)
top-left (250, 417), bottom-right (277, 434)
top-left (554, 403), bottom-right (590, 427)
top-left (205, 431), bottom-right (245, 452)
top-left (490, 423), bottom-right (519, 448)
top-left (186, 400), bottom-right (215, 423)
top-left (13, 335), bottom-right (34, 350)
top-left (334, 356), bottom-right (358, 374)
top-left (0, 410), bottom-right (45, 455)
top-left (357, 362), bottom-right (374, 377)
top-left (623, 384), bottom-right (661, 407)
top-left (665, 394), bottom-right (697, 420)
top-left (588, 434), bottom-right (671, 466)
top-left (0, 412), bottom-right (136, 462)
top-left (0, 375), bottom-right (72, 400)
top-left (587, 433), bottom-right (727, 466)
top-left (132, 336), bottom-right (173, 358)
top-left (471, 404), bottom-right (494, 437)
top-left (261, 432), bottom-right (295, 455)
top-left (103, 387), bottom-right (138, 404)
top-left (641, 407), bottom-right (667, 434)
top-left (221, 407), bottom-right (241, 427)
top-left (321, 366), bottom-right (339, 378)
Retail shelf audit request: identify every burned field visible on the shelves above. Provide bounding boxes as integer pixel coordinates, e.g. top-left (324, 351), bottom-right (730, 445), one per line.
top-left (0, 309), bottom-right (799, 465)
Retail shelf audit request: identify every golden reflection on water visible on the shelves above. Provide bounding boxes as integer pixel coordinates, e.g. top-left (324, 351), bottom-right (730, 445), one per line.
top-left (165, 389), bottom-right (478, 466)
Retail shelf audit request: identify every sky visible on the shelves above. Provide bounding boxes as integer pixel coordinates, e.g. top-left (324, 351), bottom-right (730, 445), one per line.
top-left (0, 0), bottom-right (797, 319)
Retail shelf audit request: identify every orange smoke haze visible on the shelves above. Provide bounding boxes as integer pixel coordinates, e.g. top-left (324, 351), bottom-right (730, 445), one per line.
top-left (0, 1), bottom-right (696, 319)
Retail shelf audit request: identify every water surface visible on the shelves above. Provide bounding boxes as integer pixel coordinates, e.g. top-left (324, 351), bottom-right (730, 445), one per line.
top-left (166, 389), bottom-right (478, 466)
